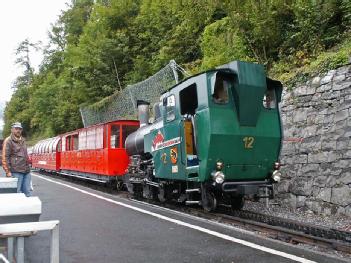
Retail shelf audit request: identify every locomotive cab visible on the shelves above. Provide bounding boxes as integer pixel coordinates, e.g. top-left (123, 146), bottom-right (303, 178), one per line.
top-left (126, 61), bottom-right (283, 211)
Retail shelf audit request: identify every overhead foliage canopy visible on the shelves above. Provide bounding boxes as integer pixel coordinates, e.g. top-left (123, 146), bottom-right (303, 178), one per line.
top-left (3, 0), bottom-right (351, 141)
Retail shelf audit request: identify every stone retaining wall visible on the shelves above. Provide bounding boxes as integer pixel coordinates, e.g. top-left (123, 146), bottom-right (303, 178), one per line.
top-left (277, 64), bottom-right (351, 217)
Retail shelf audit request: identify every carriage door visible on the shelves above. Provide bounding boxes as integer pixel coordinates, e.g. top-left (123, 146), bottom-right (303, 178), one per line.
top-left (179, 83), bottom-right (198, 168)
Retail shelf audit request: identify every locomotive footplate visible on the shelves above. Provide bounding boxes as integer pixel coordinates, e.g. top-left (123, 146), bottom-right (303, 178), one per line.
top-left (221, 180), bottom-right (273, 196)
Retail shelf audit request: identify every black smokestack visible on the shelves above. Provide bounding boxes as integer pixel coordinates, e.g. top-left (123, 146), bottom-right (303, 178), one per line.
top-left (137, 100), bottom-right (150, 127)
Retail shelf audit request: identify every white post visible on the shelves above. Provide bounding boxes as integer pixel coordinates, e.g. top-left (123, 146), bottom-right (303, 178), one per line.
top-left (15, 237), bottom-right (24, 263)
top-left (6, 238), bottom-right (13, 262)
top-left (50, 224), bottom-right (59, 263)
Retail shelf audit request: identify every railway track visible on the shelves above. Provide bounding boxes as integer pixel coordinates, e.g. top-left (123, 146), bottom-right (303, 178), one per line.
top-left (35, 171), bottom-right (351, 255)
top-left (132, 198), bottom-right (351, 255)
top-left (189, 208), bottom-right (351, 254)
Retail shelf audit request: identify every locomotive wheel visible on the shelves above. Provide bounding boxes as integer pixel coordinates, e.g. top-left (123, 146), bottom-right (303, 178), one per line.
top-left (158, 184), bottom-right (172, 203)
top-left (231, 196), bottom-right (244, 210)
top-left (130, 184), bottom-right (143, 199)
top-left (143, 185), bottom-right (158, 200)
top-left (201, 189), bottom-right (217, 212)
top-left (158, 185), bottom-right (167, 203)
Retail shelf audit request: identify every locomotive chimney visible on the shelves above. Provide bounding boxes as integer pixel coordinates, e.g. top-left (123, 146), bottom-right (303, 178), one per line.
top-left (137, 100), bottom-right (150, 127)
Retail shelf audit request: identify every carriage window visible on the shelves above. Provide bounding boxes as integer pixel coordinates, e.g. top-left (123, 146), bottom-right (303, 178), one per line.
top-left (122, 125), bottom-right (139, 148)
top-left (72, 134), bottom-right (79, 151)
top-left (212, 73), bottom-right (231, 104)
top-left (62, 137), bottom-right (66, 151)
top-left (79, 131), bottom-right (87, 150)
top-left (164, 95), bottom-right (176, 122)
top-left (50, 140), bottom-right (55, 153)
top-left (65, 136), bottom-right (71, 151)
top-left (48, 140), bottom-right (54, 153)
top-left (180, 84), bottom-right (198, 115)
top-left (110, 125), bottom-right (120, 148)
top-left (263, 88), bottom-right (276, 109)
top-left (95, 126), bottom-right (104, 149)
top-left (87, 128), bottom-right (96, 149)
top-left (53, 138), bottom-right (61, 152)
top-left (57, 140), bottom-right (62, 152)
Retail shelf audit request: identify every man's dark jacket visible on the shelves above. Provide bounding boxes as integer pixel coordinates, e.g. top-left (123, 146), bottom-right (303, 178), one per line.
top-left (2, 135), bottom-right (30, 174)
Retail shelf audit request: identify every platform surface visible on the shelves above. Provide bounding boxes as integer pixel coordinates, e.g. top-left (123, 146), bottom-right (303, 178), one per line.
top-left (0, 167), bottom-right (348, 263)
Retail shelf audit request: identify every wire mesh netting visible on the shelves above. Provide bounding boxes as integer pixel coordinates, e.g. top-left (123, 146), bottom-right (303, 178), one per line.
top-left (80, 60), bottom-right (188, 127)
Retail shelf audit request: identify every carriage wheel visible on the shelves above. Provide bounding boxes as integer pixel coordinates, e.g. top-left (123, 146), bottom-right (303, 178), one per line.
top-left (116, 180), bottom-right (124, 191)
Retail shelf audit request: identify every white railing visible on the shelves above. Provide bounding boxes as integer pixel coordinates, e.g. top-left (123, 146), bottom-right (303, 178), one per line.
top-left (0, 253), bottom-right (10, 263)
top-left (0, 220), bottom-right (59, 263)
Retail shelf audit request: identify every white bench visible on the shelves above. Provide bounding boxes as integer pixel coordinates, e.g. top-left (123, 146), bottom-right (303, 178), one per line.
top-left (0, 194), bottom-right (41, 224)
top-left (0, 193), bottom-right (25, 198)
top-left (0, 178), bottom-right (17, 194)
top-left (0, 220), bottom-right (60, 263)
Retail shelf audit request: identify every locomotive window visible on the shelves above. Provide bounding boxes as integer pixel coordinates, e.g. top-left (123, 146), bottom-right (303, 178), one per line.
top-left (180, 84), bottom-right (198, 115)
top-left (110, 125), bottom-right (120, 148)
top-left (165, 95), bottom-right (176, 122)
top-left (122, 125), bottom-right (139, 148)
top-left (212, 72), bottom-right (232, 104)
top-left (263, 88), bottom-right (276, 109)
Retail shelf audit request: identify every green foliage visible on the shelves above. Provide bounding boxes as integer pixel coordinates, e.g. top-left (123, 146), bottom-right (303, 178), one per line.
top-left (201, 17), bottom-right (252, 70)
top-left (3, 0), bottom-right (351, 141)
top-left (271, 34), bottom-right (351, 87)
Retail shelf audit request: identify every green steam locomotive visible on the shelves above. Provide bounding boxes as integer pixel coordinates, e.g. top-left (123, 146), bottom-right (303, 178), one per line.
top-left (125, 61), bottom-right (283, 211)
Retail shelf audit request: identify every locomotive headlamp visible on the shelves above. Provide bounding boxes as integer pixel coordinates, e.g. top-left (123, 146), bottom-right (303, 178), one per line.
top-left (272, 170), bottom-right (281, 182)
top-left (216, 161), bottom-right (224, 171)
top-left (274, 162), bottom-right (281, 170)
top-left (212, 171), bottom-right (225, 184)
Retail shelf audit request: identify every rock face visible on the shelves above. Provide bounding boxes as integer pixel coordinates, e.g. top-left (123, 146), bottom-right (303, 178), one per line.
top-left (278, 65), bottom-right (351, 217)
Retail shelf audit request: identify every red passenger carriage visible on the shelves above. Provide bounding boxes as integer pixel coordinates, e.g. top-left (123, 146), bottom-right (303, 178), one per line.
top-left (32, 120), bottom-right (139, 184)
top-left (32, 137), bottom-right (61, 171)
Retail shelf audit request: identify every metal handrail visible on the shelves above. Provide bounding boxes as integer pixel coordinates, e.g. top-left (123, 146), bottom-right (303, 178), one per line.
top-left (0, 220), bottom-right (60, 263)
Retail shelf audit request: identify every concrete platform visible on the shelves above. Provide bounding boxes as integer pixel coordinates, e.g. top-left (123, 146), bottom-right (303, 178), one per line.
top-left (0, 167), bottom-right (349, 263)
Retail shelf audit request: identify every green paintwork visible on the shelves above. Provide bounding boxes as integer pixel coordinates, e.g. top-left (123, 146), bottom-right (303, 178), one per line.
top-left (144, 61), bottom-right (282, 183)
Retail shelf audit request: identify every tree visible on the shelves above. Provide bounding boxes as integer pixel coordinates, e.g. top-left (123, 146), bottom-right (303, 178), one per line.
top-left (14, 39), bottom-right (41, 86)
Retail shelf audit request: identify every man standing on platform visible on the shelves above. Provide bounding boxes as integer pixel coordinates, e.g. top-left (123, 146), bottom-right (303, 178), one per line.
top-left (2, 122), bottom-right (31, 196)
